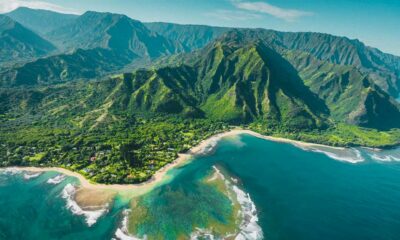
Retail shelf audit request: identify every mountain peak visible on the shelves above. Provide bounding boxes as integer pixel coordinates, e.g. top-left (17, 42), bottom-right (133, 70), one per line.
top-left (6, 7), bottom-right (78, 34)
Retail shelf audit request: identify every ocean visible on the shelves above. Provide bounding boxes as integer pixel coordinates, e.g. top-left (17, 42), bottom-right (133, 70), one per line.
top-left (1, 133), bottom-right (400, 239)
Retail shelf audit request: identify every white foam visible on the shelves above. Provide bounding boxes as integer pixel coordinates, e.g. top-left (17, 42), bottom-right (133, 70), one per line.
top-left (232, 185), bottom-right (263, 240)
top-left (198, 139), bottom-right (219, 155)
top-left (370, 153), bottom-right (400, 162)
top-left (61, 184), bottom-right (108, 227)
top-left (316, 148), bottom-right (364, 163)
top-left (47, 174), bottom-right (66, 184)
top-left (114, 209), bottom-right (144, 240)
top-left (1, 167), bottom-right (22, 175)
top-left (190, 228), bottom-right (216, 239)
top-left (296, 145), bottom-right (365, 164)
top-left (211, 166), bottom-right (263, 240)
top-left (23, 172), bottom-right (41, 180)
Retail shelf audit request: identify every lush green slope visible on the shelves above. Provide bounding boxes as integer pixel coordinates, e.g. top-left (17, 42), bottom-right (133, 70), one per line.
top-left (103, 37), bottom-right (329, 129)
top-left (5, 7), bottom-right (78, 35)
top-left (0, 11), bottom-right (185, 87)
top-left (0, 48), bottom-right (136, 86)
top-left (269, 31), bottom-right (400, 98)
top-left (1, 10), bottom-right (400, 184)
top-left (147, 24), bottom-right (400, 98)
top-left (284, 50), bottom-right (400, 130)
top-left (3, 10), bottom-right (399, 99)
top-left (0, 15), bottom-right (56, 64)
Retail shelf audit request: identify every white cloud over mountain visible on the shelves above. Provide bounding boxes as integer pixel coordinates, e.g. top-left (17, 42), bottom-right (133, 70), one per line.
top-left (0, 0), bottom-right (78, 14)
top-left (232, 0), bottom-right (313, 22)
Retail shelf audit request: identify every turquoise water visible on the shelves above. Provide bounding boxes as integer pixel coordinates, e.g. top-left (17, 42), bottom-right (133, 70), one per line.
top-left (1, 134), bottom-right (400, 239)
top-left (0, 171), bottom-right (126, 239)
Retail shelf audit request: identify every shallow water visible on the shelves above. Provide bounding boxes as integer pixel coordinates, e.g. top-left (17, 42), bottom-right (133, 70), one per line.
top-left (1, 134), bottom-right (400, 239)
top-left (0, 171), bottom-right (125, 239)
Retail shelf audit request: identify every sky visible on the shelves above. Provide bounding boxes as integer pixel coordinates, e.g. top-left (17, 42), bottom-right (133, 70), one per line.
top-left (1, 0), bottom-right (399, 56)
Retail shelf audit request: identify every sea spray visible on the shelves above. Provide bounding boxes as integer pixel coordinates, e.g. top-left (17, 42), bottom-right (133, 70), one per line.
top-left (47, 174), bottom-right (66, 184)
top-left (190, 228), bottom-right (216, 239)
top-left (212, 166), bottom-right (264, 240)
top-left (114, 209), bottom-right (144, 240)
top-left (61, 184), bottom-right (108, 227)
top-left (23, 172), bottom-right (41, 180)
top-left (369, 153), bottom-right (400, 162)
top-left (295, 144), bottom-right (365, 164)
top-left (1, 167), bottom-right (22, 175)
top-left (198, 139), bottom-right (219, 155)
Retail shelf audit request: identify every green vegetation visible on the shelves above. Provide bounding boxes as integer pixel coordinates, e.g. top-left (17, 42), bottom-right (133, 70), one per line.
top-left (0, 115), bottom-right (227, 183)
top-left (250, 123), bottom-right (400, 148)
top-left (1, 15), bottom-right (400, 184)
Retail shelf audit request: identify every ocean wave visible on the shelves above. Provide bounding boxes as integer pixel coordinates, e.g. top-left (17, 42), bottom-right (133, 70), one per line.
top-left (211, 166), bottom-right (264, 240)
top-left (47, 174), bottom-right (66, 184)
top-left (0, 167), bottom-right (22, 175)
top-left (296, 145), bottom-right (364, 164)
top-left (232, 185), bottom-right (263, 240)
top-left (190, 228), bottom-right (216, 239)
top-left (114, 209), bottom-right (144, 240)
top-left (198, 139), bottom-right (219, 155)
top-left (23, 172), bottom-right (41, 180)
top-left (61, 184), bottom-right (108, 227)
top-left (369, 153), bottom-right (400, 162)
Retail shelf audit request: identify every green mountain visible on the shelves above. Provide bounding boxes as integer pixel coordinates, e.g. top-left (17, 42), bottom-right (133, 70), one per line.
top-left (0, 48), bottom-right (136, 86)
top-left (2, 24), bottom-right (399, 130)
top-left (46, 11), bottom-right (178, 57)
top-left (0, 12), bottom-right (184, 86)
top-left (0, 37), bottom-right (327, 128)
top-left (0, 15), bottom-right (56, 64)
top-left (1, 23), bottom-right (400, 183)
top-left (6, 7), bottom-right (78, 35)
top-left (266, 31), bottom-right (400, 98)
top-left (285, 50), bottom-right (400, 130)
top-left (147, 25), bottom-right (400, 98)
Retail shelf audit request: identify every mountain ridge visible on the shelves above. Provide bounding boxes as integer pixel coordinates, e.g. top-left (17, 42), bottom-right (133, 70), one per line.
top-left (5, 7), bottom-right (78, 35)
top-left (0, 15), bottom-right (56, 64)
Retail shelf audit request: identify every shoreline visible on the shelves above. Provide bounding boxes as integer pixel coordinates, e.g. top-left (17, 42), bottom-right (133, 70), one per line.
top-left (2, 129), bottom-right (347, 193)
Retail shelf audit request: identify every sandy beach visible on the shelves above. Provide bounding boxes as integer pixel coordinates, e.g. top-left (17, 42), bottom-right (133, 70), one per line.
top-left (2, 129), bottom-right (345, 194)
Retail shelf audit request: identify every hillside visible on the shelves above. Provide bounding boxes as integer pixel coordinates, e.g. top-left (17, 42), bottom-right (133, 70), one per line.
top-left (0, 48), bottom-right (136, 86)
top-left (2, 31), bottom-right (400, 132)
top-left (0, 11), bottom-right (184, 86)
top-left (147, 25), bottom-right (400, 98)
top-left (285, 50), bottom-right (400, 130)
top-left (0, 15), bottom-right (56, 64)
top-left (46, 11), bottom-right (178, 57)
top-left (1, 8), bottom-right (400, 184)
top-left (2, 10), bottom-right (399, 99)
top-left (6, 7), bottom-right (78, 35)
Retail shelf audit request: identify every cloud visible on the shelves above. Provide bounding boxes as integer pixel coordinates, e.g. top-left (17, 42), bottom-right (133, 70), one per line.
top-left (0, 0), bottom-right (79, 14)
top-left (233, 1), bottom-right (313, 22)
top-left (207, 9), bottom-right (263, 21)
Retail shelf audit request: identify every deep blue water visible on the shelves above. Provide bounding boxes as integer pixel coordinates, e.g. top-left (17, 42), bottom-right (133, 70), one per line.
top-left (1, 134), bottom-right (400, 239)
top-left (208, 135), bottom-right (400, 240)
